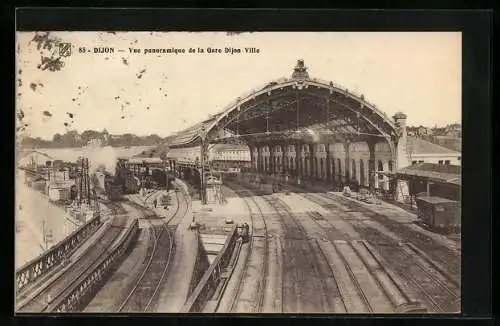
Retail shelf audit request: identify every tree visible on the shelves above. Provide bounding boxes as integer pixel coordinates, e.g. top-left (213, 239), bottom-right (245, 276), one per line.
top-left (102, 129), bottom-right (109, 145)
top-left (61, 130), bottom-right (81, 147)
top-left (81, 130), bottom-right (103, 145)
top-left (121, 133), bottom-right (134, 146)
top-left (53, 133), bottom-right (62, 144)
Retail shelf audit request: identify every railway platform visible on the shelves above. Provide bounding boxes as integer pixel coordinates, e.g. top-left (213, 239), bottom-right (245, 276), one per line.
top-left (192, 184), bottom-right (250, 234)
top-left (154, 179), bottom-right (198, 313)
top-left (240, 173), bottom-right (419, 223)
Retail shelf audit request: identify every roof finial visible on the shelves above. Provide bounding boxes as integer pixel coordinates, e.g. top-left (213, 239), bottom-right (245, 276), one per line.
top-left (292, 59), bottom-right (309, 80)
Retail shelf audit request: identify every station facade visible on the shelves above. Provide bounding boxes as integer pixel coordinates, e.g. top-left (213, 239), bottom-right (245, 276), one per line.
top-left (247, 126), bottom-right (400, 190)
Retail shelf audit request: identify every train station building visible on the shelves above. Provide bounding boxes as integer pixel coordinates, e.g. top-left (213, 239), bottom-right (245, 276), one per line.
top-left (165, 60), bottom-right (461, 204)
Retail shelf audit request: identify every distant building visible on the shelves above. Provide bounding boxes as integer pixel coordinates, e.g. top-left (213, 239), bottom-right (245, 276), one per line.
top-left (407, 126), bottom-right (431, 137)
top-left (86, 138), bottom-right (104, 148)
top-left (208, 144), bottom-right (251, 170)
top-left (47, 180), bottom-right (74, 202)
top-left (166, 144), bottom-right (252, 170)
top-left (407, 136), bottom-right (461, 166)
top-left (444, 123), bottom-right (462, 137)
top-left (17, 150), bottom-right (54, 168)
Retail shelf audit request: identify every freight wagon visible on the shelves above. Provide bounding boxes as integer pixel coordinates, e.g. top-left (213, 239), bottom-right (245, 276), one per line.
top-left (416, 196), bottom-right (460, 233)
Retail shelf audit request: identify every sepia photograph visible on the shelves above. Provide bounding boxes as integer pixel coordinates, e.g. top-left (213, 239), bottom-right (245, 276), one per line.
top-left (15, 31), bottom-right (461, 314)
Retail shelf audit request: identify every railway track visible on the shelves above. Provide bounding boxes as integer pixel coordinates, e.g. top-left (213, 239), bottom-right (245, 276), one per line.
top-left (100, 200), bottom-right (128, 215)
top-left (237, 178), bottom-right (433, 313)
top-left (300, 191), bottom-right (461, 312)
top-left (257, 194), bottom-right (336, 313)
top-left (17, 215), bottom-right (129, 312)
top-left (229, 178), bottom-right (343, 313)
top-left (303, 192), bottom-right (460, 312)
top-left (322, 192), bottom-right (461, 281)
top-left (117, 221), bottom-right (174, 312)
top-left (310, 192), bottom-right (457, 312)
top-left (300, 192), bottom-right (460, 282)
top-left (387, 241), bottom-right (460, 312)
top-left (221, 182), bottom-right (269, 313)
top-left (117, 184), bottom-right (189, 312)
top-left (356, 222), bottom-right (460, 313)
top-left (284, 193), bottom-right (425, 313)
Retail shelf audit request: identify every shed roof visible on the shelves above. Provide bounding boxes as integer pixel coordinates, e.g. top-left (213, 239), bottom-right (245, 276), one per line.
top-left (416, 196), bottom-right (458, 204)
top-left (395, 163), bottom-right (461, 186)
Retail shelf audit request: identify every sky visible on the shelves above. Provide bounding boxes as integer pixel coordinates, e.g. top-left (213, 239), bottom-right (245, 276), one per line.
top-left (16, 32), bottom-right (462, 140)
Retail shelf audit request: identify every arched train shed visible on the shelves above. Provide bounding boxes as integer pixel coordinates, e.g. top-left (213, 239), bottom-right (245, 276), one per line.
top-left (167, 60), bottom-right (410, 202)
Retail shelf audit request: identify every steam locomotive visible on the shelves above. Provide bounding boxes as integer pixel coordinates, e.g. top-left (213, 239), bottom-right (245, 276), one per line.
top-left (103, 164), bottom-right (176, 201)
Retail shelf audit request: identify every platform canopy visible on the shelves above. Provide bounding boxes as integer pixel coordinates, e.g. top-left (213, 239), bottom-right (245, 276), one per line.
top-left (169, 59), bottom-right (400, 148)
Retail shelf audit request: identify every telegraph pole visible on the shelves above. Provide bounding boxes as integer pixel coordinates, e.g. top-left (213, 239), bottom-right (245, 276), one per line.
top-left (200, 124), bottom-right (207, 205)
top-left (200, 147), bottom-right (205, 205)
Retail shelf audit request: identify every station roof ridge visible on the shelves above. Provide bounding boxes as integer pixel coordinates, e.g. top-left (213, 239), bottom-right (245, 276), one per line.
top-left (168, 59), bottom-right (399, 148)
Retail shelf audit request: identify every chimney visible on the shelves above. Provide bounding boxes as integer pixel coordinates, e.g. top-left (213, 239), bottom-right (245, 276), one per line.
top-left (393, 111), bottom-right (410, 169)
top-left (392, 111), bottom-right (407, 130)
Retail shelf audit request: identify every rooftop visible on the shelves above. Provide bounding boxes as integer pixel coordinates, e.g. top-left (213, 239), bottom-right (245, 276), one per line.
top-left (396, 163), bottom-right (461, 186)
top-left (416, 196), bottom-right (458, 204)
top-left (407, 136), bottom-right (460, 155)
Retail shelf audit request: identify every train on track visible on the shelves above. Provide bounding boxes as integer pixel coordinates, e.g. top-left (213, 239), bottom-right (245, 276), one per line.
top-left (236, 223), bottom-right (250, 243)
top-left (416, 196), bottom-right (461, 233)
top-left (98, 163), bottom-right (176, 201)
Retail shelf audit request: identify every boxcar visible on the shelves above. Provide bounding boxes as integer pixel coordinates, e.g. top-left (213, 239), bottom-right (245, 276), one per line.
top-left (416, 196), bottom-right (460, 232)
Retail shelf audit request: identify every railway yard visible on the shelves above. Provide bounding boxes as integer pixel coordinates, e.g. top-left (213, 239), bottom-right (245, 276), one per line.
top-left (15, 176), bottom-right (461, 314)
top-left (204, 176), bottom-right (461, 314)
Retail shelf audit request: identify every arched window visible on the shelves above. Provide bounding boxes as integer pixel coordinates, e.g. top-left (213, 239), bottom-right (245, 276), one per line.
top-left (337, 158), bottom-right (342, 176)
top-left (388, 160), bottom-right (394, 172)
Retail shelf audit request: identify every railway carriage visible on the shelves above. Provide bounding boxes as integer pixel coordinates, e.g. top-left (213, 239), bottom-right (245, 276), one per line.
top-left (416, 196), bottom-right (461, 233)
